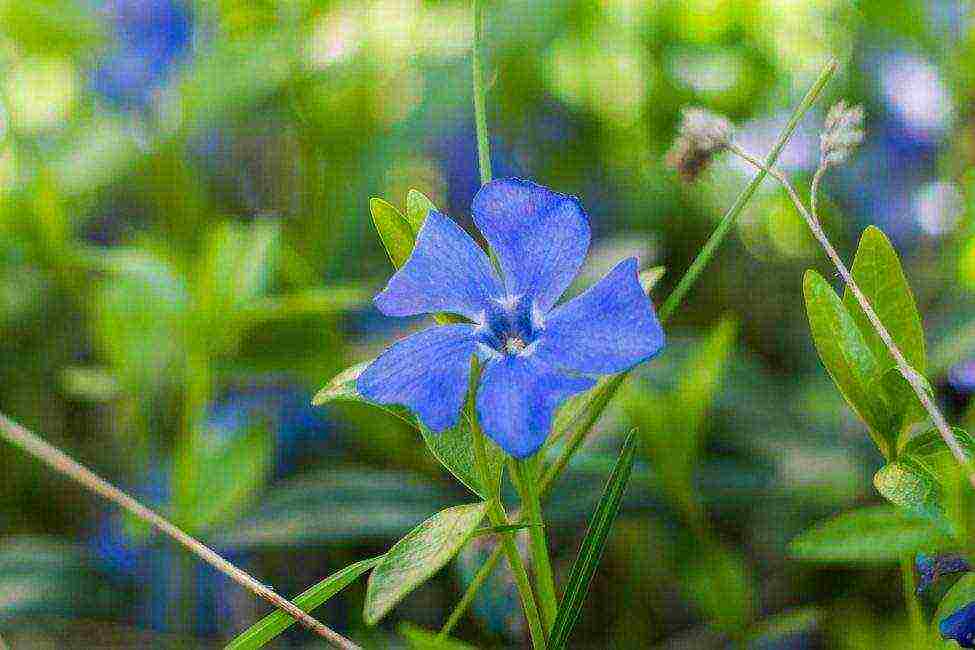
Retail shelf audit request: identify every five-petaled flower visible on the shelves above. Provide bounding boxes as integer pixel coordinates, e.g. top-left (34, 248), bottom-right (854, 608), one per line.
top-left (358, 178), bottom-right (665, 458)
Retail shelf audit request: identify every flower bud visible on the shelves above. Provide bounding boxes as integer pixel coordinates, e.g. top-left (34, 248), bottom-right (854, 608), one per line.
top-left (821, 100), bottom-right (865, 166)
top-left (666, 107), bottom-right (734, 182)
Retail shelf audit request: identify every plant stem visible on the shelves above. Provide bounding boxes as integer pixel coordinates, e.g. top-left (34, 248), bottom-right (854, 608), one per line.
top-left (0, 413), bottom-right (359, 650)
top-left (659, 59), bottom-right (837, 322)
top-left (439, 549), bottom-right (503, 637)
top-left (441, 60), bottom-right (838, 629)
top-left (472, 0), bottom-right (493, 186)
top-left (511, 457), bottom-right (559, 631)
top-left (472, 415), bottom-right (547, 648)
top-left (900, 555), bottom-right (926, 646)
top-left (727, 142), bottom-right (975, 487)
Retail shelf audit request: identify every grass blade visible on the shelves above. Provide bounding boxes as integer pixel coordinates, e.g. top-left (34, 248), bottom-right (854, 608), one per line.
top-left (547, 430), bottom-right (639, 650)
top-left (226, 555), bottom-right (383, 649)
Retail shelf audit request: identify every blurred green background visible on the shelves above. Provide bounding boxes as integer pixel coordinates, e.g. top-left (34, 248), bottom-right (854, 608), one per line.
top-left (1, 0), bottom-right (974, 647)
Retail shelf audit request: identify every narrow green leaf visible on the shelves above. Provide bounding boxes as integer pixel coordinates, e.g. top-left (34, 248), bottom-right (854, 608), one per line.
top-left (406, 189), bottom-right (438, 234)
top-left (225, 555), bottom-right (382, 649)
top-left (875, 367), bottom-right (932, 439)
top-left (843, 226), bottom-right (926, 373)
top-left (902, 427), bottom-right (975, 460)
top-left (370, 197), bottom-right (416, 269)
top-left (398, 623), bottom-right (477, 649)
top-left (935, 573), bottom-right (975, 633)
top-left (803, 270), bottom-right (891, 456)
top-left (548, 430), bottom-right (639, 650)
top-left (313, 362), bottom-right (503, 499)
top-left (364, 502), bottom-right (489, 625)
top-left (788, 505), bottom-right (954, 562)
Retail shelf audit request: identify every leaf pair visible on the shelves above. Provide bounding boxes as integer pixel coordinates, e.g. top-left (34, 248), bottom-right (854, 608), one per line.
top-left (803, 226), bottom-right (926, 459)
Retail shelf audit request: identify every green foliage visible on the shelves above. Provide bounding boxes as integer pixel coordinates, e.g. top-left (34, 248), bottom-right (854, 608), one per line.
top-left (398, 623), bottom-right (478, 649)
top-left (935, 573), bottom-right (975, 637)
top-left (682, 545), bottom-right (756, 634)
top-left (314, 361), bottom-right (504, 500)
top-left (405, 190), bottom-right (438, 233)
top-left (364, 502), bottom-right (488, 625)
top-left (803, 226), bottom-right (930, 460)
top-left (226, 556), bottom-right (383, 650)
top-left (370, 197), bottom-right (417, 269)
top-left (548, 430), bottom-right (638, 650)
top-left (788, 505), bottom-right (954, 562)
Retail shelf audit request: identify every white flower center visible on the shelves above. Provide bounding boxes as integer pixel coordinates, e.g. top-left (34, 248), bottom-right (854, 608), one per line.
top-left (504, 337), bottom-right (527, 355)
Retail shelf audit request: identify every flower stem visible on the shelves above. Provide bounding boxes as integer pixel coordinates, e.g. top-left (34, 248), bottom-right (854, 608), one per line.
top-left (659, 59), bottom-right (837, 322)
top-left (510, 456), bottom-right (558, 631)
top-left (472, 0), bottom-right (493, 186)
top-left (439, 548), bottom-right (502, 637)
top-left (472, 416), bottom-right (547, 648)
top-left (900, 555), bottom-right (927, 645)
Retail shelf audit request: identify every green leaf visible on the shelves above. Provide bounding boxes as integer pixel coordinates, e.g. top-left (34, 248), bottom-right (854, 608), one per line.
top-left (788, 505), bottom-right (954, 562)
top-left (370, 197), bottom-right (416, 269)
top-left (398, 623), bottom-right (477, 650)
top-left (548, 430), bottom-right (639, 650)
top-left (876, 367), bottom-right (933, 439)
top-left (226, 556), bottom-right (382, 650)
top-left (638, 266), bottom-right (666, 294)
top-left (873, 456), bottom-right (941, 519)
top-left (682, 545), bottom-right (756, 634)
top-left (472, 523), bottom-right (541, 538)
top-left (935, 573), bottom-right (975, 634)
top-left (313, 361), bottom-right (503, 500)
top-left (902, 427), bottom-right (975, 460)
top-left (843, 226), bottom-right (926, 374)
top-left (364, 502), bottom-right (489, 626)
top-left (803, 270), bottom-right (891, 457)
top-left (406, 189), bottom-right (438, 234)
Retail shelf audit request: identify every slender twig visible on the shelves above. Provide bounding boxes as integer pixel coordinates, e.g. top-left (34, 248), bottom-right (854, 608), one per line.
top-left (0, 413), bottom-right (360, 650)
top-left (439, 546), bottom-right (502, 637)
top-left (439, 61), bottom-right (838, 634)
top-left (472, 0), bottom-right (493, 186)
top-left (726, 142), bottom-right (975, 487)
top-left (510, 457), bottom-right (558, 630)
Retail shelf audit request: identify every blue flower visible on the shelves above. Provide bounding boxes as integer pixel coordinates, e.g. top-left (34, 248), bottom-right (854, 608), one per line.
top-left (916, 553), bottom-right (971, 593)
top-left (358, 178), bottom-right (665, 458)
top-left (942, 601), bottom-right (975, 648)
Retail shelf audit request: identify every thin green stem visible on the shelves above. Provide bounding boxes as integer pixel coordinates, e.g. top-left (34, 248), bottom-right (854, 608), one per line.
top-left (444, 59), bottom-right (838, 624)
top-left (659, 59), bottom-right (837, 322)
top-left (439, 549), bottom-right (502, 637)
top-left (511, 457), bottom-right (558, 630)
top-left (472, 416), bottom-right (547, 649)
top-left (472, 0), bottom-right (493, 186)
top-left (900, 555), bottom-right (926, 646)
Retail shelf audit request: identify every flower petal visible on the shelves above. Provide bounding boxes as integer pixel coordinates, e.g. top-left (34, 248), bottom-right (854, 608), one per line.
top-left (375, 210), bottom-right (502, 320)
top-left (476, 355), bottom-right (594, 458)
top-left (535, 257), bottom-right (665, 374)
top-left (358, 324), bottom-right (477, 432)
top-left (472, 178), bottom-right (590, 312)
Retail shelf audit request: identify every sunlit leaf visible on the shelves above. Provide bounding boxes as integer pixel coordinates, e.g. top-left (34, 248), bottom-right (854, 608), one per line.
top-left (548, 430), bottom-right (638, 650)
top-left (370, 197), bottom-right (416, 269)
top-left (405, 190), bottom-right (438, 234)
top-left (226, 556), bottom-right (382, 649)
top-left (789, 505), bottom-right (954, 562)
top-left (364, 502), bottom-right (489, 625)
top-left (803, 270), bottom-right (891, 457)
top-left (873, 456), bottom-right (941, 520)
top-left (843, 226), bottom-right (926, 373)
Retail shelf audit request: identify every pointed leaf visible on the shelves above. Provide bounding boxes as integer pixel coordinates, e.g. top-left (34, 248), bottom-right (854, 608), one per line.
top-left (548, 430), bottom-right (639, 650)
top-left (314, 362), bottom-right (503, 499)
top-left (370, 197), bottom-right (416, 269)
top-left (226, 556), bottom-right (382, 649)
top-left (364, 502), bottom-right (489, 625)
top-left (803, 270), bottom-right (891, 456)
top-left (406, 190), bottom-right (438, 234)
top-left (843, 226), bottom-right (926, 373)
top-left (398, 623), bottom-right (478, 649)
top-left (935, 573), bottom-right (975, 635)
top-left (788, 505), bottom-right (954, 562)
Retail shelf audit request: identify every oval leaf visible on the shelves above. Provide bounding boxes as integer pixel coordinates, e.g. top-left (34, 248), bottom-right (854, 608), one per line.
top-left (364, 502), bottom-right (489, 625)
top-left (843, 226), bottom-right (926, 374)
top-left (406, 189), bottom-right (438, 234)
top-left (789, 505), bottom-right (954, 563)
top-left (226, 556), bottom-right (382, 649)
top-left (803, 270), bottom-right (891, 456)
top-left (370, 197), bottom-right (416, 269)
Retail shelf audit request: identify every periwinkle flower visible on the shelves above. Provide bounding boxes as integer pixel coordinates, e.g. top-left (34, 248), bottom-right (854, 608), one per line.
top-left (916, 553), bottom-right (971, 593)
top-left (942, 601), bottom-right (975, 648)
top-left (358, 178), bottom-right (665, 458)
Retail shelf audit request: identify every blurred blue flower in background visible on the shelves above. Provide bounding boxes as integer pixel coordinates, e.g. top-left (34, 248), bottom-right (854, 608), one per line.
top-left (91, 0), bottom-right (193, 110)
top-left (358, 178), bottom-right (665, 457)
top-left (942, 601), bottom-right (975, 648)
top-left (915, 553), bottom-right (971, 593)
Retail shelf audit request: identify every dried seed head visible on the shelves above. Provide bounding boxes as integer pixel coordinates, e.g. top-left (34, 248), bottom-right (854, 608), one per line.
top-left (821, 100), bottom-right (865, 166)
top-left (666, 107), bottom-right (734, 182)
